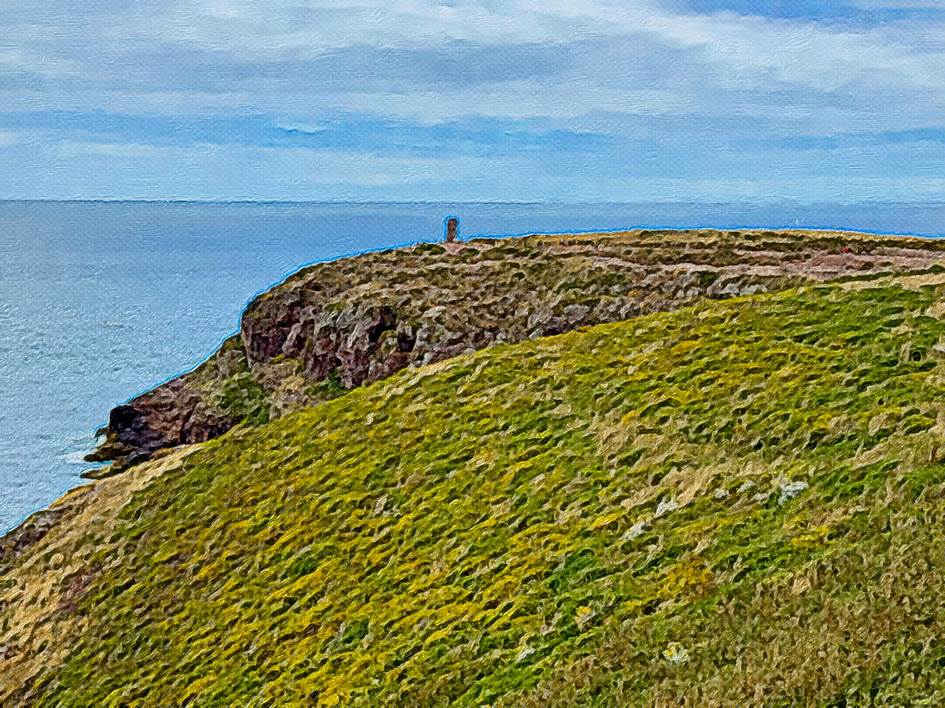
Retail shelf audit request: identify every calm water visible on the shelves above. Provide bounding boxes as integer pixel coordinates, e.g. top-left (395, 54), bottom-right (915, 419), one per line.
top-left (2, 200), bottom-right (945, 532)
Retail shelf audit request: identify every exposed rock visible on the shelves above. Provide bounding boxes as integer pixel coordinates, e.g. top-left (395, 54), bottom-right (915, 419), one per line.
top-left (89, 229), bottom-right (945, 469)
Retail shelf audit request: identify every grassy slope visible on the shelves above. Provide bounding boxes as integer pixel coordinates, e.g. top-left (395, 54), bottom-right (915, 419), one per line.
top-left (12, 275), bottom-right (945, 705)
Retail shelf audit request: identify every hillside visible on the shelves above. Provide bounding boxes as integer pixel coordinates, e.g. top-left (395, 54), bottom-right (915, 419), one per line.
top-left (6, 247), bottom-right (945, 703)
top-left (88, 229), bottom-right (945, 472)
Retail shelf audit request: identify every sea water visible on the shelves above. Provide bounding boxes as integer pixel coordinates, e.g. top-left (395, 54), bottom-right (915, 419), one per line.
top-left (2, 199), bottom-right (944, 532)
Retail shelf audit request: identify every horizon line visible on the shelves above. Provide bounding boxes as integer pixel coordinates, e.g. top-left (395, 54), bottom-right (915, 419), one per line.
top-left (4, 198), bottom-right (945, 207)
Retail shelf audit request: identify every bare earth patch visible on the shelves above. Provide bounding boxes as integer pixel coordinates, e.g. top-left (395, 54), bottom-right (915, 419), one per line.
top-left (0, 446), bottom-right (198, 702)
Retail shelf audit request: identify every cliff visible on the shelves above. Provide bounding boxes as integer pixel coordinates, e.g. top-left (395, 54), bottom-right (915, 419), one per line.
top-left (88, 229), bottom-right (945, 471)
top-left (6, 248), bottom-right (945, 703)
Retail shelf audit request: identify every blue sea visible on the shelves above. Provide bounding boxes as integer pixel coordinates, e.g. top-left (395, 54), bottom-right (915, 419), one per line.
top-left (2, 199), bottom-right (945, 532)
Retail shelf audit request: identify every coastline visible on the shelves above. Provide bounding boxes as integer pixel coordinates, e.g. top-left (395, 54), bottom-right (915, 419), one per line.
top-left (7, 226), bottom-right (945, 548)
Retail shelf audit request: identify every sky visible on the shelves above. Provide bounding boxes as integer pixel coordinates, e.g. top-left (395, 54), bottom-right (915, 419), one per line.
top-left (3, 0), bottom-right (945, 202)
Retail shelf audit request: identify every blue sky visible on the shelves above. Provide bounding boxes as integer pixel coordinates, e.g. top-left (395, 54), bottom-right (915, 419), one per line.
top-left (3, 0), bottom-right (945, 202)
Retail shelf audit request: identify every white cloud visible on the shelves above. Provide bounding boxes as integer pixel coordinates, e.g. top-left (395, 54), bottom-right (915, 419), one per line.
top-left (2, 1), bottom-right (945, 199)
top-left (5, 0), bottom-right (945, 120)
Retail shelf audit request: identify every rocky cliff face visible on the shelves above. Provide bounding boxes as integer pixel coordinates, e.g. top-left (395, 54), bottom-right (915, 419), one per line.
top-left (88, 229), bottom-right (945, 471)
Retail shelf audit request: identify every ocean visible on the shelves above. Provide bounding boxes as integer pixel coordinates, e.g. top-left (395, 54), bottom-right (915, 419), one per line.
top-left (2, 199), bottom-right (945, 532)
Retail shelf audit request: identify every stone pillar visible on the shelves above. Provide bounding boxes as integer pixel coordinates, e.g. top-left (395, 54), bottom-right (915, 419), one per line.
top-left (445, 217), bottom-right (458, 243)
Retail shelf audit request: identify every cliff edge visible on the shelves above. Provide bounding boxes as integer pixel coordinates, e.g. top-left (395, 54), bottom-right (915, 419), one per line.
top-left (89, 229), bottom-right (945, 470)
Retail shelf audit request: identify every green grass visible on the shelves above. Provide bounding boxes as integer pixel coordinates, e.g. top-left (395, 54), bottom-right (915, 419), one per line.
top-left (20, 280), bottom-right (945, 705)
top-left (215, 371), bottom-right (270, 426)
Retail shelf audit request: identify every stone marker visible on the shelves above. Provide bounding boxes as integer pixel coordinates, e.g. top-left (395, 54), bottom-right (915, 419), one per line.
top-left (445, 217), bottom-right (458, 243)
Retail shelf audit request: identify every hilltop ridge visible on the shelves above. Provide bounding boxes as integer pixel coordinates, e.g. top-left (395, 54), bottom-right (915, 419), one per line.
top-left (89, 228), bottom-right (945, 472)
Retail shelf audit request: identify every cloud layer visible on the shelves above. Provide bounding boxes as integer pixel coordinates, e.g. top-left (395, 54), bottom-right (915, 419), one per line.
top-left (3, 0), bottom-right (945, 200)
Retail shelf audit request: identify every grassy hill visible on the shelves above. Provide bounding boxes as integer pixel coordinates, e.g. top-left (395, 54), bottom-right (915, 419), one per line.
top-left (7, 260), bottom-right (945, 703)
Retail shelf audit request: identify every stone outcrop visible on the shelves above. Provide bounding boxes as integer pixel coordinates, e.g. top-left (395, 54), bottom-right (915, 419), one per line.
top-left (88, 229), bottom-right (945, 470)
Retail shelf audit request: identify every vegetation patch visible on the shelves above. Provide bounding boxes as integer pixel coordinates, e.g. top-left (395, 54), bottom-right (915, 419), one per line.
top-left (216, 372), bottom-right (270, 426)
top-left (7, 276), bottom-right (945, 704)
